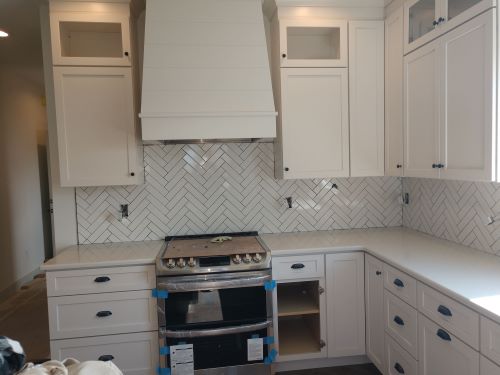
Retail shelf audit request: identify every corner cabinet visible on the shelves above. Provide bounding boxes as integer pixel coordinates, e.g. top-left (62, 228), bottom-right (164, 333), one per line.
top-left (404, 9), bottom-right (496, 181)
top-left (53, 67), bottom-right (142, 187)
top-left (277, 68), bottom-right (350, 179)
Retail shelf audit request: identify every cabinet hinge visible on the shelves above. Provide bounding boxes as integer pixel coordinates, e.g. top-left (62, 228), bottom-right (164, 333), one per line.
top-left (319, 340), bottom-right (326, 348)
top-left (318, 286), bottom-right (325, 295)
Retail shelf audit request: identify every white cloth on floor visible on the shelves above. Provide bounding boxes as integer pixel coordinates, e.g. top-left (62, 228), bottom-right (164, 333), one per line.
top-left (17, 358), bottom-right (123, 375)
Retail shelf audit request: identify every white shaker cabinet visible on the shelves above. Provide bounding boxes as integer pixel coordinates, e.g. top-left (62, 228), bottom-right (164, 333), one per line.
top-left (349, 21), bottom-right (385, 177)
top-left (365, 255), bottom-right (385, 373)
top-left (418, 314), bottom-right (479, 375)
top-left (403, 39), bottom-right (440, 179)
top-left (404, 9), bottom-right (496, 181)
top-left (385, 7), bottom-right (404, 177)
top-left (53, 66), bottom-right (142, 187)
top-left (278, 68), bottom-right (350, 179)
top-left (326, 253), bottom-right (365, 357)
top-left (481, 356), bottom-right (500, 375)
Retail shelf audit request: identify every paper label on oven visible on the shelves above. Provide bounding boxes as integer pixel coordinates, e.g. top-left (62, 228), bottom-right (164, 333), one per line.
top-left (171, 361), bottom-right (194, 375)
top-left (247, 338), bottom-right (264, 361)
top-left (171, 344), bottom-right (194, 363)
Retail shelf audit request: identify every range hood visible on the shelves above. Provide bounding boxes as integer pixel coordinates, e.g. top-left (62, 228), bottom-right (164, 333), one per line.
top-left (140, 0), bottom-right (277, 142)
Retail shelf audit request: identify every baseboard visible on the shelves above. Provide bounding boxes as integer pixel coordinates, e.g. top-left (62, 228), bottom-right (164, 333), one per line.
top-left (0, 268), bottom-right (42, 301)
top-left (272, 355), bottom-right (370, 373)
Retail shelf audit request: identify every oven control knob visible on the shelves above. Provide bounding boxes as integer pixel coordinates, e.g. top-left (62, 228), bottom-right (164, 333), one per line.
top-left (252, 253), bottom-right (262, 263)
top-left (166, 259), bottom-right (176, 268)
top-left (177, 258), bottom-right (186, 268)
top-left (188, 257), bottom-right (196, 267)
top-left (232, 254), bottom-right (242, 264)
top-left (243, 254), bottom-right (252, 264)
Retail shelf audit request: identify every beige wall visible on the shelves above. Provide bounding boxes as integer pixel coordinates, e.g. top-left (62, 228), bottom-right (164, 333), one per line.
top-left (0, 64), bottom-right (47, 296)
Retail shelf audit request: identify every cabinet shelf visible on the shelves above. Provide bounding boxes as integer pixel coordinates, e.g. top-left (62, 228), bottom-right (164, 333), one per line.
top-left (277, 281), bottom-right (320, 317)
top-left (278, 316), bottom-right (321, 356)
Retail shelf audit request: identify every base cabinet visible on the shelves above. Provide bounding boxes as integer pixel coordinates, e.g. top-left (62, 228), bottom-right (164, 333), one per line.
top-left (386, 334), bottom-right (418, 375)
top-left (326, 253), bottom-right (365, 357)
top-left (365, 254), bottom-right (385, 372)
top-left (481, 356), bottom-right (500, 375)
top-left (418, 314), bottom-right (479, 375)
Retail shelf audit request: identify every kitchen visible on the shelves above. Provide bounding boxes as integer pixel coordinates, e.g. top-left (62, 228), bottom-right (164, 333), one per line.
top-left (1, 0), bottom-right (500, 374)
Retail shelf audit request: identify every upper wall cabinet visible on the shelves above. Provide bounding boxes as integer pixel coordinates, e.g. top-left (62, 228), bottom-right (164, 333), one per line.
top-left (50, 12), bottom-right (131, 66)
top-left (404, 9), bottom-right (496, 181)
top-left (385, 8), bottom-right (404, 177)
top-left (404, 0), bottom-right (494, 54)
top-left (279, 19), bottom-right (348, 68)
top-left (349, 20), bottom-right (385, 177)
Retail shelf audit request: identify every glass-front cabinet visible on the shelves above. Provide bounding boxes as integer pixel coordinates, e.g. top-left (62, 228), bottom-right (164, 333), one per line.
top-left (404, 0), bottom-right (493, 54)
top-left (279, 19), bottom-right (347, 67)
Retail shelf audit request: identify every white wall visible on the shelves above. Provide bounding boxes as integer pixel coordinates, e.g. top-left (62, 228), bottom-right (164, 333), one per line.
top-left (0, 64), bottom-right (47, 296)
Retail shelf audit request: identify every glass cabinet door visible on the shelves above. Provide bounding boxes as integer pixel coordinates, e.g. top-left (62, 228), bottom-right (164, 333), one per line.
top-left (447, 0), bottom-right (483, 20)
top-left (408, 0), bottom-right (437, 43)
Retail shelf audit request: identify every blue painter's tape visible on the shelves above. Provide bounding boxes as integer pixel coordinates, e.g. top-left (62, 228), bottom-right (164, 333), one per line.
top-left (152, 289), bottom-right (169, 299)
top-left (159, 346), bottom-right (170, 356)
top-left (264, 280), bottom-right (276, 291)
top-left (156, 367), bottom-right (171, 375)
top-left (263, 336), bottom-right (275, 345)
top-left (264, 349), bottom-right (278, 364)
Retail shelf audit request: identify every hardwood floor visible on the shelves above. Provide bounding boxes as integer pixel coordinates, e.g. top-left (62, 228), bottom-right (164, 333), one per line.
top-left (278, 364), bottom-right (381, 375)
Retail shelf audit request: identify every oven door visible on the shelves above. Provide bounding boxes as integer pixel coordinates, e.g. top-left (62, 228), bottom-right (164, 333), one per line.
top-left (159, 320), bottom-right (273, 374)
top-left (156, 270), bottom-right (272, 330)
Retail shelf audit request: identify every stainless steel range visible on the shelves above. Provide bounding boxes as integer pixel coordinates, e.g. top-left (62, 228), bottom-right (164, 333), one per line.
top-left (156, 232), bottom-right (274, 375)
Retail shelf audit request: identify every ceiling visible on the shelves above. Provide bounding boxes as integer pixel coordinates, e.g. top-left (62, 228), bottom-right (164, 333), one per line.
top-left (0, 0), bottom-right (44, 65)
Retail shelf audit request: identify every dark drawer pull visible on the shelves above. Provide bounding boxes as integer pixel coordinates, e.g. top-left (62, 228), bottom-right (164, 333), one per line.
top-left (437, 329), bottom-right (451, 342)
top-left (393, 315), bottom-right (405, 326)
top-left (393, 278), bottom-right (405, 288)
top-left (96, 310), bottom-right (112, 318)
top-left (437, 305), bottom-right (452, 317)
top-left (291, 263), bottom-right (305, 270)
top-left (98, 355), bottom-right (114, 362)
top-left (394, 362), bottom-right (405, 374)
top-left (94, 276), bottom-right (111, 283)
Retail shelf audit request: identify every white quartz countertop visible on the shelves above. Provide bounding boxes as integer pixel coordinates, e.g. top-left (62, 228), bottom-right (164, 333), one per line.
top-left (41, 240), bottom-right (164, 271)
top-left (261, 227), bottom-right (500, 324)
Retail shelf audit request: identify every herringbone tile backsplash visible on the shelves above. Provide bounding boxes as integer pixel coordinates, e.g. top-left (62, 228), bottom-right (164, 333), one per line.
top-left (403, 178), bottom-right (500, 256)
top-left (76, 144), bottom-right (403, 244)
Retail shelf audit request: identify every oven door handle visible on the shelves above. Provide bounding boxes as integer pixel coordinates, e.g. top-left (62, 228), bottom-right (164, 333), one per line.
top-left (159, 320), bottom-right (272, 339)
top-left (158, 274), bottom-right (272, 292)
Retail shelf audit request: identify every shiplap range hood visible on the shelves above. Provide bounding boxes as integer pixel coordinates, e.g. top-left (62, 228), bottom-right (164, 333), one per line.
top-left (140, 0), bottom-right (277, 142)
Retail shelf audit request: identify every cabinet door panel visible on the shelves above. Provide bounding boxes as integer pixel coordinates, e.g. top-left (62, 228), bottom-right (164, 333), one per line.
top-left (439, 9), bottom-right (495, 181)
top-left (418, 314), bottom-right (479, 375)
top-left (281, 68), bottom-right (349, 179)
top-left (385, 8), bottom-right (404, 177)
top-left (404, 41), bottom-right (440, 178)
top-left (365, 255), bottom-right (385, 372)
top-left (53, 66), bottom-right (140, 187)
top-left (349, 21), bottom-right (384, 177)
top-left (326, 253), bottom-right (365, 357)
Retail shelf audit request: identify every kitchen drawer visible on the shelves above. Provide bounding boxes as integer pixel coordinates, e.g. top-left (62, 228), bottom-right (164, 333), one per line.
top-left (384, 264), bottom-right (417, 307)
top-left (272, 254), bottom-right (324, 280)
top-left (418, 314), bottom-right (479, 375)
top-left (418, 283), bottom-right (479, 350)
top-left (384, 290), bottom-right (418, 358)
top-left (50, 332), bottom-right (159, 375)
top-left (481, 355), bottom-right (500, 375)
top-left (481, 317), bottom-right (500, 365)
top-left (386, 334), bottom-right (418, 375)
top-left (48, 290), bottom-right (158, 339)
top-left (46, 266), bottom-right (156, 297)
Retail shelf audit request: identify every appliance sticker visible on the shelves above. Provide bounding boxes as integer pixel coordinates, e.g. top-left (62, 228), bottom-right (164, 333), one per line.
top-left (171, 344), bottom-right (194, 375)
top-left (247, 338), bottom-right (264, 361)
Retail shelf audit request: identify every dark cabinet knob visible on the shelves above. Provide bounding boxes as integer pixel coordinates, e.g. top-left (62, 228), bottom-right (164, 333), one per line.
top-left (94, 276), bottom-right (110, 283)
top-left (130, 172), bottom-right (135, 176)
top-left (393, 315), bottom-right (405, 326)
top-left (394, 362), bottom-right (405, 374)
top-left (376, 271), bottom-right (382, 276)
top-left (291, 263), bottom-right (305, 270)
top-left (396, 164), bottom-right (402, 169)
top-left (96, 310), bottom-right (112, 318)
top-left (124, 51), bottom-right (129, 56)
top-left (284, 167), bottom-right (289, 172)
top-left (432, 164), bottom-right (437, 169)
top-left (98, 355), bottom-right (114, 362)
top-left (282, 53), bottom-right (287, 58)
